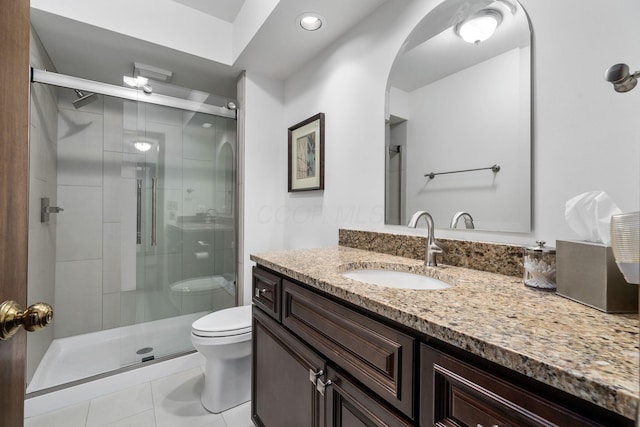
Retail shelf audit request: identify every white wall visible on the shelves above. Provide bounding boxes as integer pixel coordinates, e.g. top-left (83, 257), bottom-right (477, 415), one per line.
top-left (270, 0), bottom-right (640, 248)
top-left (278, 1), bottom-right (414, 250)
top-left (239, 71), bottom-right (286, 304)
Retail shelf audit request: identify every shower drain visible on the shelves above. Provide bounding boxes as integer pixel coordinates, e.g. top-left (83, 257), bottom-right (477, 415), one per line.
top-left (136, 347), bottom-right (154, 355)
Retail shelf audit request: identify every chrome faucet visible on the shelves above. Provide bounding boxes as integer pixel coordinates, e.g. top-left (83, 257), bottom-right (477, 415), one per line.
top-left (450, 211), bottom-right (475, 229)
top-left (408, 211), bottom-right (443, 266)
top-left (205, 208), bottom-right (218, 224)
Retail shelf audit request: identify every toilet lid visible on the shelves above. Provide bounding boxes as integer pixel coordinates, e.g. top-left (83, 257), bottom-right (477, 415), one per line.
top-left (170, 276), bottom-right (232, 293)
top-left (192, 305), bottom-right (252, 337)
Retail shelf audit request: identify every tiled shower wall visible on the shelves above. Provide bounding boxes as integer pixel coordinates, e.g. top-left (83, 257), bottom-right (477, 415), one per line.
top-left (27, 27), bottom-right (59, 385)
top-left (52, 95), bottom-right (167, 338)
top-left (54, 89), bottom-right (114, 338)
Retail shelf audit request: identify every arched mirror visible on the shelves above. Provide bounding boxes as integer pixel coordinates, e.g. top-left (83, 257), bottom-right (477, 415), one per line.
top-left (385, 0), bottom-right (532, 232)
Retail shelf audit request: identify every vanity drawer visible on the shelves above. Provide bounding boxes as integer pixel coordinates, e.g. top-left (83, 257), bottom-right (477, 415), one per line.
top-left (282, 280), bottom-right (415, 419)
top-left (252, 267), bottom-right (281, 321)
top-left (420, 344), bottom-right (602, 427)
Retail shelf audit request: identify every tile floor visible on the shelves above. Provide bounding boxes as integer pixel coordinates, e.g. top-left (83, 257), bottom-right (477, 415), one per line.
top-left (24, 367), bottom-right (253, 427)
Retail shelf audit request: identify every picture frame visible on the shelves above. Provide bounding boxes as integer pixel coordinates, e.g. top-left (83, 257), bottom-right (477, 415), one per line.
top-left (288, 113), bottom-right (325, 192)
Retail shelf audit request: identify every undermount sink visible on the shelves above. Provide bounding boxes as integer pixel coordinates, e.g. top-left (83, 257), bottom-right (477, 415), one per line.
top-left (341, 269), bottom-right (450, 290)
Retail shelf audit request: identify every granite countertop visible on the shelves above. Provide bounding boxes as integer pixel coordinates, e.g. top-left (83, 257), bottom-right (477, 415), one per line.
top-left (250, 246), bottom-right (639, 420)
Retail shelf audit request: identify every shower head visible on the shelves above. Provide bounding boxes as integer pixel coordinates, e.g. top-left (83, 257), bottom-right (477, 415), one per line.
top-left (72, 89), bottom-right (99, 108)
top-left (604, 63), bottom-right (639, 93)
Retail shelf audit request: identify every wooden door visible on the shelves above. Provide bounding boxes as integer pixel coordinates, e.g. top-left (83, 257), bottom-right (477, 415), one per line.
top-left (0, 0), bottom-right (31, 425)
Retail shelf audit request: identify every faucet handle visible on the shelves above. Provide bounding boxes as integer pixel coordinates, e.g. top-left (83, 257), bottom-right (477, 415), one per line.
top-left (429, 244), bottom-right (443, 256)
top-left (432, 240), bottom-right (447, 254)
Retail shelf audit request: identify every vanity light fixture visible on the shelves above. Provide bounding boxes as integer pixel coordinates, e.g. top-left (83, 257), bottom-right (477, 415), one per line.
top-left (296, 13), bottom-right (325, 31)
top-left (456, 9), bottom-right (503, 45)
top-left (605, 63), bottom-right (639, 93)
top-left (123, 75), bottom-right (148, 88)
top-left (202, 122), bottom-right (213, 128)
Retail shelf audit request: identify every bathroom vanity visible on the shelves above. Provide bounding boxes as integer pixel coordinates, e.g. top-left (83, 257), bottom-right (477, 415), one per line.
top-left (250, 247), bottom-right (638, 426)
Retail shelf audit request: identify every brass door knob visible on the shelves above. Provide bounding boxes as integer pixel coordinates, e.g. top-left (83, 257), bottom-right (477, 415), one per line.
top-left (0, 300), bottom-right (53, 340)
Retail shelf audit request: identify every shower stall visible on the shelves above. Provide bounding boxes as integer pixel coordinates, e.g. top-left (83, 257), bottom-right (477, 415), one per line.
top-left (26, 69), bottom-right (238, 395)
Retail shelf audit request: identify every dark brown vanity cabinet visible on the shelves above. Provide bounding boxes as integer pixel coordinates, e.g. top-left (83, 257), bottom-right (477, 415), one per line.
top-left (252, 267), bottom-right (416, 427)
top-left (252, 266), bottom-right (633, 427)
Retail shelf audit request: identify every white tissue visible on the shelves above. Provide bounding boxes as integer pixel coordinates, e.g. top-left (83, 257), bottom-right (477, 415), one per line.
top-left (565, 191), bottom-right (622, 245)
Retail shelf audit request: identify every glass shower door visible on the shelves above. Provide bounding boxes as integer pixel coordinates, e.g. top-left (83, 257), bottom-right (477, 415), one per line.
top-left (122, 101), bottom-right (238, 366)
top-left (27, 72), bottom-right (237, 392)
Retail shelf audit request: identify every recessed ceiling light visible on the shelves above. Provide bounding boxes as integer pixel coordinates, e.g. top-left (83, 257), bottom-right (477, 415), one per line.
top-left (296, 13), bottom-right (325, 31)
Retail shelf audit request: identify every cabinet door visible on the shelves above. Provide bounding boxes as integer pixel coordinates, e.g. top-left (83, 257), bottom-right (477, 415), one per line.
top-left (420, 344), bottom-right (602, 427)
top-left (282, 280), bottom-right (415, 418)
top-left (324, 367), bottom-right (415, 427)
top-left (252, 306), bottom-right (325, 427)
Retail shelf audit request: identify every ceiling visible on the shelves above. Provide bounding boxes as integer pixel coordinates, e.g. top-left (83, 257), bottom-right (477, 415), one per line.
top-left (172, 0), bottom-right (245, 23)
top-left (30, 0), bottom-right (388, 100)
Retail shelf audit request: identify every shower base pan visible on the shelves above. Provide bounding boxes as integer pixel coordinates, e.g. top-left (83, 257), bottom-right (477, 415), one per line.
top-left (27, 311), bottom-right (206, 394)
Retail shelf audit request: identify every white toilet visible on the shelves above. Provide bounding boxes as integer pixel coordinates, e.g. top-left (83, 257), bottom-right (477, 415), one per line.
top-left (190, 304), bottom-right (252, 413)
top-left (169, 276), bottom-right (236, 314)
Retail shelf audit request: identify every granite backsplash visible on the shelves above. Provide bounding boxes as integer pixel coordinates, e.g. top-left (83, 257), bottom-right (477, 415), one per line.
top-left (338, 229), bottom-right (524, 278)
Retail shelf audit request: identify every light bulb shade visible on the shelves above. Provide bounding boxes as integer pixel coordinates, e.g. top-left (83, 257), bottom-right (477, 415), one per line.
top-left (296, 13), bottom-right (325, 31)
top-left (456, 9), bottom-right (503, 44)
top-left (301, 16), bottom-right (321, 30)
top-left (134, 141), bottom-right (152, 152)
top-left (123, 76), bottom-right (149, 88)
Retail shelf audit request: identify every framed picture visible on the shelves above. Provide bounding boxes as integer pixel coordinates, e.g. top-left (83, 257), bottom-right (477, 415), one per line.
top-left (288, 113), bottom-right (325, 192)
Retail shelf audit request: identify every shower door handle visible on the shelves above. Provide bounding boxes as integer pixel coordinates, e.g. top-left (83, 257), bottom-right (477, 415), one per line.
top-left (136, 179), bottom-right (142, 244)
top-left (151, 177), bottom-right (157, 246)
top-left (0, 300), bottom-right (53, 341)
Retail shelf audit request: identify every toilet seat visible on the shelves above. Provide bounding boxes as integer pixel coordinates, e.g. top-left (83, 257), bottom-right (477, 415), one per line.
top-left (192, 305), bottom-right (251, 338)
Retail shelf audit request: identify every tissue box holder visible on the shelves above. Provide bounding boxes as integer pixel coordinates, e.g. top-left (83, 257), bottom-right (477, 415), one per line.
top-left (556, 240), bottom-right (638, 313)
